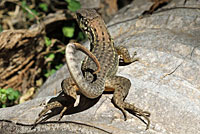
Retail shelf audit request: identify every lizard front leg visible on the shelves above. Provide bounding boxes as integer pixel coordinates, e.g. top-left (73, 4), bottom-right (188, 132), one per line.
top-left (115, 46), bottom-right (139, 64)
top-left (105, 76), bottom-right (150, 130)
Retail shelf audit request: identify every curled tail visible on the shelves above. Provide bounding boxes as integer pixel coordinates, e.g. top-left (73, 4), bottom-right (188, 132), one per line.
top-left (65, 43), bottom-right (105, 99)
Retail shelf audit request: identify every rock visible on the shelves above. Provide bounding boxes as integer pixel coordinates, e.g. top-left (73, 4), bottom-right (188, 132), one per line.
top-left (1, 0), bottom-right (200, 133)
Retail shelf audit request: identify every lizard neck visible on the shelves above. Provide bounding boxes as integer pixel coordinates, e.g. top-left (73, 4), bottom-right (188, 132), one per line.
top-left (81, 15), bottom-right (113, 49)
top-left (90, 18), bottom-right (112, 44)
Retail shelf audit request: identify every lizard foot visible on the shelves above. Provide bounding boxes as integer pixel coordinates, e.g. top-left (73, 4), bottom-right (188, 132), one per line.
top-left (113, 99), bottom-right (150, 130)
top-left (34, 101), bottom-right (63, 125)
top-left (123, 102), bottom-right (150, 130)
top-left (34, 94), bottom-right (75, 125)
top-left (115, 46), bottom-right (139, 65)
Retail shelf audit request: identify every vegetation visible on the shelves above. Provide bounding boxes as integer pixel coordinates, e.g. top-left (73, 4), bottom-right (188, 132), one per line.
top-left (0, 88), bottom-right (20, 108)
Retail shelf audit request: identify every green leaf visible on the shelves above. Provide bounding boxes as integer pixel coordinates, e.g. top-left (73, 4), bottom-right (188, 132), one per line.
top-left (0, 24), bottom-right (3, 33)
top-left (44, 72), bottom-right (50, 78)
top-left (5, 88), bottom-right (13, 95)
top-left (65, 0), bottom-right (81, 12)
top-left (21, 0), bottom-right (38, 19)
top-left (0, 89), bottom-right (7, 105)
top-left (27, 9), bottom-right (38, 19)
top-left (44, 53), bottom-right (55, 61)
top-left (39, 3), bottom-right (48, 12)
top-left (44, 69), bottom-right (56, 77)
top-left (0, 88), bottom-right (20, 107)
top-left (21, 0), bottom-right (27, 9)
top-left (5, 88), bottom-right (19, 101)
top-left (48, 53), bottom-right (55, 60)
top-left (2, 104), bottom-right (6, 108)
top-left (8, 90), bottom-right (20, 101)
top-left (62, 26), bottom-right (75, 38)
top-left (55, 64), bottom-right (63, 70)
top-left (0, 94), bottom-right (7, 103)
top-left (65, 0), bottom-right (71, 2)
top-left (77, 32), bottom-right (85, 40)
top-left (13, 90), bottom-right (20, 99)
top-left (0, 88), bottom-right (6, 94)
top-left (8, 93), bottom-right (15, 100)
top-left (44, 36), bottom-right (52, 46)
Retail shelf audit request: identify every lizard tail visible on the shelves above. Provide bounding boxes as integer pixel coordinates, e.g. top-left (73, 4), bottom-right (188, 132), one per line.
top-left (65, 43), bottom-right (105, 99)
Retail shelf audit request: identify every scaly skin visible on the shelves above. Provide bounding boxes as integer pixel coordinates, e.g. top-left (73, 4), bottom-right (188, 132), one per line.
top-left (34, 9), bottom-right (150, 130)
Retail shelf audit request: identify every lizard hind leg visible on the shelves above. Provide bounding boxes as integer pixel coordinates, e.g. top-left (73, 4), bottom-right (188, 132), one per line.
top-left (105, 76), bottom-right (150, 130)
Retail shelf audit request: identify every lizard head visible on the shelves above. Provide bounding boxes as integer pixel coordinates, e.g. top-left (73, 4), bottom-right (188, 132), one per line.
top-left (76, 9), bottom-right (100, 41)
top-left (76, 9), bottom-right (108, 43)
top-left (76, 8), bottom-right (112, 45)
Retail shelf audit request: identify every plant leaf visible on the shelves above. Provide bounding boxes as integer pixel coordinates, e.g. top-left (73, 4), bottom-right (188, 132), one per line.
top-left (44, 36), bottom-right (52, 46)
top-left (39, 3), bottom-right (48, 12)
top-left (0, 24), bottom-right (3, 33)
top-left (62, 26), bottom-right (75, 38)
top-left (78, 32), bottom-right (85, 40)
top-left (55, 64), bottom-right (63, 70)
top-left (44, 69), bottom-right (56, 77)
top-left (2, 104), bottom-right (6, 108)
top-left (0, 88), bottom-right (6, 94)
top-left (66, 0), bottom-right (81, 12)
top-left (0, 94), bottom-right (7, 103)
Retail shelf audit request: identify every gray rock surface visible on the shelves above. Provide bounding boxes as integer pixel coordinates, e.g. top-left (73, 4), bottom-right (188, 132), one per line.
top-left (1, 0), bottom-right (200, 133)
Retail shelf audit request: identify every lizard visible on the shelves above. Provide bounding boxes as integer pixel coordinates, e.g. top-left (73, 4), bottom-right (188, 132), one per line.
top-left (34, 9), bottom-right (150, 130)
